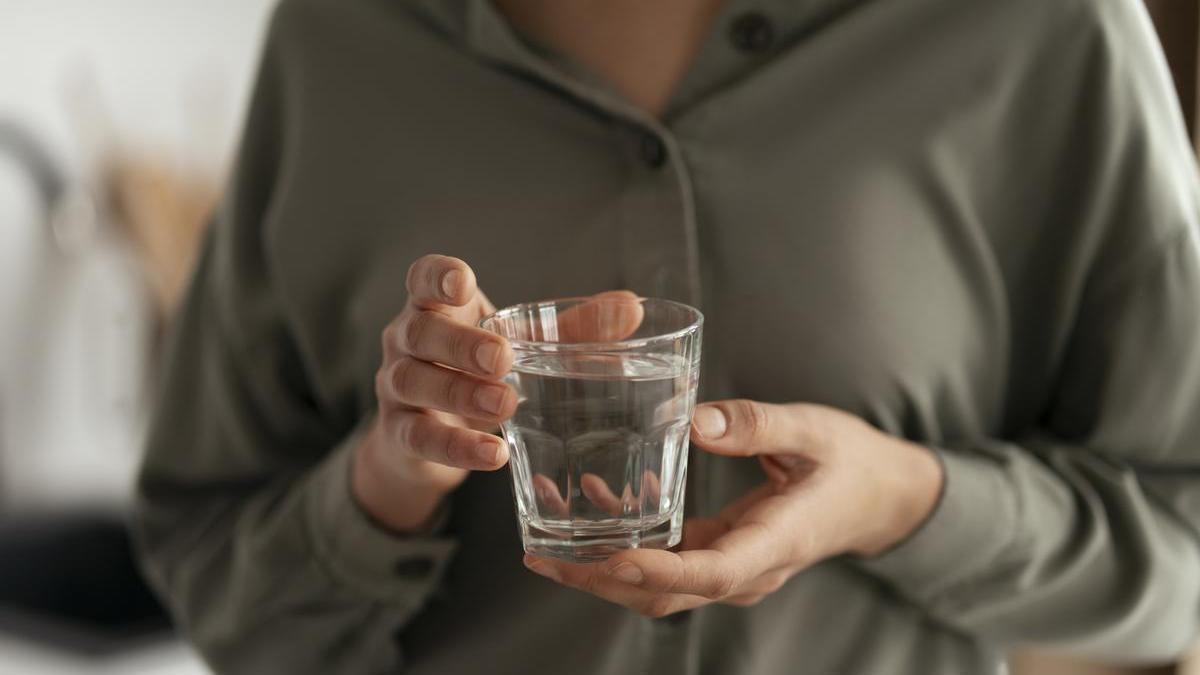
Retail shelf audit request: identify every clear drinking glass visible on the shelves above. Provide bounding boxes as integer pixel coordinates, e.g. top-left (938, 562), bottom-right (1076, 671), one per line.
top-left (480, 296), bottom-right (703, 562)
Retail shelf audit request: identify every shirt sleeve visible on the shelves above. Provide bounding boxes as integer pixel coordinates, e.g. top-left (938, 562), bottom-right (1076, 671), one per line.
top-left (859, 0), bottom-right (1200, 661)
top-left (132, 6), bottom-right (456, 673)
top-left (860, 233), bottom-right (1200, 661)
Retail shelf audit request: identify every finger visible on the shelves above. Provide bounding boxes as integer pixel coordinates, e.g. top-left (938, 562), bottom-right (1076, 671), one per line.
top-left (580, 473), bottom-right (626, 516)
top-left (388, 409), bottom-right (508, 470)
top-left (601, 519), bottom-right (781, 599)
top-left (557, 290), bottom-right (645, 343)
top-left (383, 356), bottom-right (517, 422)
top-left (690, 400), bottom-right (822, 458)
top-left (523, 555), bottom-right (709, 618)
top-left (389, 308), bottom-right (512, 377)
top-left (532, 473), bottom-right (568, 517)
top-left (406, 254), bottom-right (476, 309)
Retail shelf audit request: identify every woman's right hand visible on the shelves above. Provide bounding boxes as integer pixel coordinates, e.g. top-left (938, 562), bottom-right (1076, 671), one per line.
top-left (352, 254), bottom-right (518, 532)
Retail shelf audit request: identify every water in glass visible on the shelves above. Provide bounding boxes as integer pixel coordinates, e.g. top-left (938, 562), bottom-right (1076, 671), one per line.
top-left (503, 351), bottom-right (697, 561)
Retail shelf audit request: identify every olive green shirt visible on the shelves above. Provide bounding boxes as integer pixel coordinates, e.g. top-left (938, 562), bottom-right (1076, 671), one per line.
top-left (135, 0), bottom-right (1200, 673)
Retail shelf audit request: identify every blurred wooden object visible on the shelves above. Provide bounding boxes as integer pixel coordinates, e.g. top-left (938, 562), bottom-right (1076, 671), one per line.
top-left (61, 66), bottom-right (222, 322)
top-left (104, 156), bottom-right (216, 319)
top-left (1010, 652), bottom-right (1175, 675)
top-left (1185, 643), bottom-right (1200, 675)
top-left (1012, 653), bottom-right (1171, 672)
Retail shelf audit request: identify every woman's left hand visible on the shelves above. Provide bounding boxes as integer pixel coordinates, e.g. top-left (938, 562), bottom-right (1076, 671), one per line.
top-left (523, 400), bottom-right (945, 616)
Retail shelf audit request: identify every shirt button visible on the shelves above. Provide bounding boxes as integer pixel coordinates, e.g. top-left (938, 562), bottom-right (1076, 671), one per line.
top-left (729, 12), bottom-right (774, 53)
top-left (393, 556), bottom-right (436, 579)
top-left (639, 133), bottom-right (667, 169)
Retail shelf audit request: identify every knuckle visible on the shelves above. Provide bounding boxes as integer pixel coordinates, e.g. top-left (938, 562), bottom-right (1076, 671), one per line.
top-left (576, 572), bottom-right (602, 596)
top-left (404, 416), bottom-right (454, 463)
top-left (640, 596), bottom-right (675, 619)
top-left (397, 415), bottom-right (428, 454)
top-left (374, 367), bottom-right (395, 403)
top-left (447, 373), bottom-right (474, 411)
top-left (446, 325), bottom-right (471, 366)
top-left (381, 321), bottom-right (400, 356)
top-left (391, 356), bottom-right (420, 401)
top-left (813, 407), bottom-right (841, 455)
top-left (664, 562), bottom-right (686, 593)
top-left (707, 568), bottom-right (738, 600)
top-left (735, 399), bottom-right (771, 443)
top-left (436, 426), bottom-right (460, 464)
top-left (791, 403), bottom-right (825, 452)
top-left (402, 310), bottom-right (433, 353)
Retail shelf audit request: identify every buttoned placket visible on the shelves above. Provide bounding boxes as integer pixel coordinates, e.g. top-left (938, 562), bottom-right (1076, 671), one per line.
top-left (465, 4), bottom-right (703, 306)
top-left (445, 2), bottom-right (828, 671)
top-left (458, 4), bottom-right (708, 672)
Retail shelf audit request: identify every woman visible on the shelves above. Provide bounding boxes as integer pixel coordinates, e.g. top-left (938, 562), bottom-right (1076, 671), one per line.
top-left (135, 0), bottom-right (1200, 673)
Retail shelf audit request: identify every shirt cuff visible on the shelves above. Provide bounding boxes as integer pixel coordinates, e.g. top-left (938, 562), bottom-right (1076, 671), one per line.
top-left (855, 445), bottom-right (1021, 606)
top-left (302, 422), bottom-right (458, 606)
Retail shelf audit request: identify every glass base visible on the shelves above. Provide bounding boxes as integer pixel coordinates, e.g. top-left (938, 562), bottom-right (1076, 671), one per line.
top-left (520, 510), bottom-right (683, 563)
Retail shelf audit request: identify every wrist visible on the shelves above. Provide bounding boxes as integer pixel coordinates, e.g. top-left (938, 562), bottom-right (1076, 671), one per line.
top-left (856, 437), bottom-right (945, 557)
top-left (351, 418), bottom-right (455, 534)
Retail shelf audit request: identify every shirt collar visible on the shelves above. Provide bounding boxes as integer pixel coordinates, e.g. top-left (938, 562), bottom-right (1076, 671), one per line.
top-left (409, 0), bottom-right (864, 124)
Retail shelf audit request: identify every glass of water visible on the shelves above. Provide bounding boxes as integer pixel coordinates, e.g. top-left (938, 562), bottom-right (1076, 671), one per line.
top-left (480, 296), bottom-right (703, 562)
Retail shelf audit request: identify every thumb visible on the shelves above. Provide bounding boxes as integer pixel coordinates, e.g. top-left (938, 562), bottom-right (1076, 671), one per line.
top-left (689, 400), bottom-right (821, 459)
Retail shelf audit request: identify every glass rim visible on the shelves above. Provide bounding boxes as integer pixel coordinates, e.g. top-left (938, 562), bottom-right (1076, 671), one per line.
top-left (478, 296), bottom-right (703, 351)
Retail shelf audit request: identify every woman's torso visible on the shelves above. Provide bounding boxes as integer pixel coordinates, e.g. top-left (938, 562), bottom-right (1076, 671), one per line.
top-left (254, 0), bottom-right (1127, 671)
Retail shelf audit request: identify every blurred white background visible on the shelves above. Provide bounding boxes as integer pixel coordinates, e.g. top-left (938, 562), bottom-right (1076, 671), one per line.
top-left (0, 1), bottom-right (274, 672)
top-left (0, 0), bottom-right (274, 175)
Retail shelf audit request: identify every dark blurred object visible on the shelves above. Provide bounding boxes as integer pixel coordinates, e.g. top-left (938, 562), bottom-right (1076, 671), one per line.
top-left (0, 120), bottom-right (67, 211)
top-left (0, 119), bottom-right (101, 256)
top-left (1145, 0), bottom-right (1199, 148)
top-left (0, 515), bottom-right (169, 656)
top-left (0, 121), bottom-right (171, 656)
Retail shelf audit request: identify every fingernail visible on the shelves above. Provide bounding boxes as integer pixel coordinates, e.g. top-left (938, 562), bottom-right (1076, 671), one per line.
top-left (525, 558), bottom-right (561, 583)
top-left (474, 385), bottom-right (506, 415)
top-left (475, 341), bottom-right (502, 373)
top-left (692, 406), bottom-right (727, 439)
top-left (441, 269), bottom-right (463, 300)
top-left (475, 441), bottom-right (501, 465)
top-left (607, 563), bottom-right (644, 585)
